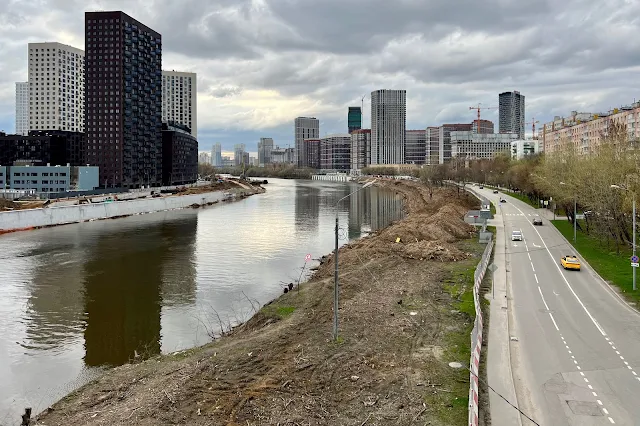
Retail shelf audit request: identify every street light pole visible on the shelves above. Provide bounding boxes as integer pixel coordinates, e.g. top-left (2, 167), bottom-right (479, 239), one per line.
top-left (574, 195), bottom-right (577, 244)
top-left (333, 179), bottom-right (376, 341)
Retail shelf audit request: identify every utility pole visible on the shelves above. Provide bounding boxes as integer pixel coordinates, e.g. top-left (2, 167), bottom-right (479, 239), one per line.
top-left (574, 195), bottom-right (577, 243)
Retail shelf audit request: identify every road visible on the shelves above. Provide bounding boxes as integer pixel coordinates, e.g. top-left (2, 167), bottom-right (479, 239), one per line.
top-left (475, 187), bottom-right (640, 426)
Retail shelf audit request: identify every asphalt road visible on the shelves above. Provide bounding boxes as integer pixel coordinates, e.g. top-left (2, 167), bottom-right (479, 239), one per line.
top-left (477, 187), bottom-right (640, 426)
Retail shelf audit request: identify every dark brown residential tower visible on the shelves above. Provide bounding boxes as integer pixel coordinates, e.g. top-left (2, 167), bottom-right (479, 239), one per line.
top-left (84, 11), bottom-right (162, 187)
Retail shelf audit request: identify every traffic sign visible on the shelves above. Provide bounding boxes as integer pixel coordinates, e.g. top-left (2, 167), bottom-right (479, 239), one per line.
top-left (632, 255), bottom-right (639, 263)
top-left (632, 262), bottom-right (639, 268)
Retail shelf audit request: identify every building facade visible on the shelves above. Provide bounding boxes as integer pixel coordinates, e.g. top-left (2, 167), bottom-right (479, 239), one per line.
top-left (350, 129), bottom-right (371, 171)
top-left (0, 130), bottom-right (84, 167)
top-left (370, 89), bottom-right (406, 165)
top-left (234, 143), bottom-right (246, 166)
top-left (161, 70), bottom-right (197, 138)
top-left (472, 119), bottom-right (494, 134)
top-left (303, 138), bottom-right (321, 169)
top-left (511, 140), bottom-right (540, 160)
top-left (294, 117), bottom-right (319, 167)
top-left (15, 82), bottom-right (29, 135)
top-left (271, 146), bottom-right (294, 164)
top-left (258, 137), bottom-right (274, 166)
top-left (499, 91), bottom-right (525, 139)
top-left (438, 123), bottom-right (473, 164)
top-left (85, 11), bottom-right (162, 188)
top-left (348, 107), bottom-right (362, 134)
top-left (320, 134), bottom-right (351, 171)
top-left (198, 152), bottom-right (211, 164)
top-left (5, 165), bottom-right (98, 193)
top-left (426, 126), bottom-right (440, 165)
top-left (405, 129), bottom-right (427, 165)
top-left (162, 122), bottom-right (198, 185)
top-left (450, 131), bottom-right (518, 160)
top-left (211, 143), bottom-right (222, 166)
top-left (541, 103), bottom-right (640, 154)
top-left (28, 42), bottom-right (85, 133)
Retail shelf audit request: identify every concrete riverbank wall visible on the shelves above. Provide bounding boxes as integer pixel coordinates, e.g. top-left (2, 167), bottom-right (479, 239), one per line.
top-left (0, 189), bottom-right (247, 233)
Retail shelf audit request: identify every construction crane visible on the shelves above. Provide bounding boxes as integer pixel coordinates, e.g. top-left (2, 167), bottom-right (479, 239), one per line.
top-left (469, 103), bottom-right (498, 133)
top-left (525, 117), bottom-right (540, 139)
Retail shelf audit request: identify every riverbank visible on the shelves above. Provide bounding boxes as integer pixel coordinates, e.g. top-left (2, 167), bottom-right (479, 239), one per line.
top-left (0, 181), bottom-right (264, 234)
top-left (34, 181), bottom-right (482, 426)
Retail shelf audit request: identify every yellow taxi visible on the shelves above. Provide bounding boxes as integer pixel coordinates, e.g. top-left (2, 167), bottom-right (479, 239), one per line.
top-left (560, 255), bottom-right (581, 271)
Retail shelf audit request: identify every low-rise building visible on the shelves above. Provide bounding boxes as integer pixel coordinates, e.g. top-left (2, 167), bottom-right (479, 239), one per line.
top-left (162, 122), bottom-right (198, 186)
top-left (0, 130), bottom-right (85, 166)
top-left (1, 164), bottom-right (99, 193)
top-left (511, 140), bottom-right (540, 160)
top-left (320, 134), bottom-right (351, 171)
top-left (450, 131), bottom-right (518, 160)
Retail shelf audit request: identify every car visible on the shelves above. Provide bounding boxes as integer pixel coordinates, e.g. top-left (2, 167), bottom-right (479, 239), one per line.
top-left (500, 198), bottom-right (506, 203)
top-left (511, 230), bottom-right (523, 241)
top-left (533, 217), bottom-right (543, 226)
top-left (561, 255), bottom-right (581, 270)
top-left (493, 190), bottom-right (499, 194)
top-left (479, 186), bottom-right (484, 189)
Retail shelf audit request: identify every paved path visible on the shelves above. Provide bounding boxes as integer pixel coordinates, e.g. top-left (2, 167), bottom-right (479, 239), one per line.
top-left (476, 187), bottom-right (640, 425)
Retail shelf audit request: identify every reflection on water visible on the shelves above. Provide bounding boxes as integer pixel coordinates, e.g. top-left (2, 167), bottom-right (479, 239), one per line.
top-left (0, 179), bottom-right (403, 421)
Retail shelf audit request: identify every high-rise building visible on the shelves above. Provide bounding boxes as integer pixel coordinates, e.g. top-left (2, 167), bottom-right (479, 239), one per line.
top-left (15, 82), bottom-right (29, 135)
top-left (320, 134), bottom-right (351, 171)
top-left (350, 129), bottom-right (371, 171)
top-left (211, 143), bottom-right (222, 166)
top-left (472, 119), bottom-right (494, 134)
top-left (303, 138), bottom-right (321, 169)
top-left (28, 42), bottom-right (85, 133)
top-left (198, 152), bottom-right (211, 164)
top-left (405, 129), bottom-right (427, 165)
top-left (294, 117), bottom-right (319, 167)
top-left (161, 71), bottom-right (197, 138)
top-left (348, 107), bottom-right (362, 134)
top-left (85, 11), bottom-right (162, 188)
top-left (499, 91), bottom-right (525, 139)
top-left (234, 143), bottom-right (246, 166)
top-left (370, 89), bottom-right (406, 165)
top-left (426, 127), bottom-right (440, 165)
top-left (161, 122), bottom-right (198, 185)
top-left (258, 137), bottom-right (274, 166)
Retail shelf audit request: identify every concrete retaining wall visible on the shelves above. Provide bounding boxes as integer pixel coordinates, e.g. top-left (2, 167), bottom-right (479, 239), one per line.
top-left (0, 190), bottom-right (240, 232)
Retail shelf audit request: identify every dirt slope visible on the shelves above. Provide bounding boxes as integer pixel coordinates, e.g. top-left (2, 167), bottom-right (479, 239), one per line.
top-left (35, 181), bottom-right (481, 426)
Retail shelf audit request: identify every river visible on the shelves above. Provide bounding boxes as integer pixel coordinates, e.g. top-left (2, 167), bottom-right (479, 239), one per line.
top-left (0, 178), bottom-right (404, 422)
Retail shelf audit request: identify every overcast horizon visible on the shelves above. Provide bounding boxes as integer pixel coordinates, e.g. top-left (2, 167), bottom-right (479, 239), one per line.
top-left (2, 0), bottom-right (640, 154)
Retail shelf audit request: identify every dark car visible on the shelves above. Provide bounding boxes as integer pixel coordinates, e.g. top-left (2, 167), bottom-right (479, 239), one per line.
top-left (493, 190), bottom-right (499, 194)
top-left (479, 186), bottom-right (484, 189)
top-left (533, 217), bottom-right (543, 226)
top-left (500, 198), bottom-right (506, 203)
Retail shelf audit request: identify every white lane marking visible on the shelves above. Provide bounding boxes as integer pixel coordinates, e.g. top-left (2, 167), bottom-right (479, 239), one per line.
top-left (597, 399), bottom-right (603, 405)
top-left (603, 408), bottom-right (609, 414)
top-left (538, 286), bottom-right (550, 310)
top-left (609, 417), bottom-right (615, 424)
top-left (531, 262), bottom-right (535, 272)
top-left (548, 313), bottom-right (560, 331)
top-left (511, 203), bottom-right (607, 335)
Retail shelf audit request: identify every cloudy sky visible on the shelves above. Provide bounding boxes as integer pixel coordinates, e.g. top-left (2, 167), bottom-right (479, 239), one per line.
top-left (1, 0), bottom-right (640, 155)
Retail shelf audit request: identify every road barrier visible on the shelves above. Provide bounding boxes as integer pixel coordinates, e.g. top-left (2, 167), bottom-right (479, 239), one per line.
top-left (469, 240), bottom-right (494, 426)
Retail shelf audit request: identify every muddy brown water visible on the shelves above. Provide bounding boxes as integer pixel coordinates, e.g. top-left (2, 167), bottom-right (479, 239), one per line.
top-left (0, 178), bottom-right (403, 423)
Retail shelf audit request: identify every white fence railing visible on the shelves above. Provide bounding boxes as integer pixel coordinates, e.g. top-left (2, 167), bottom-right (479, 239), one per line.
top-left (468, 240), bottom-right (494, 426)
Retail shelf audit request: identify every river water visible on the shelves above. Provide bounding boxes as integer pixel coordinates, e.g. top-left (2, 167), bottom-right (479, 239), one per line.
top-left (0, 178), bottom-right (404, 422)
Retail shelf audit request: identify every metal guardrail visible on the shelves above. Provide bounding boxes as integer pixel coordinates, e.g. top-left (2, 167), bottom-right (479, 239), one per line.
top-left (468, 240), bottom-right (494, 426)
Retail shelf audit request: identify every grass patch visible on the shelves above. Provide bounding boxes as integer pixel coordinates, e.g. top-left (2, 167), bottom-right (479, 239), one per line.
top-left (490, 201), bottom-right (496, 216)
top-left (551, 219), bottom-right (640, 304)
top-left (261, 304), bottom-right (296, 319)
top-left (423, 239), bottom-right (486, 424)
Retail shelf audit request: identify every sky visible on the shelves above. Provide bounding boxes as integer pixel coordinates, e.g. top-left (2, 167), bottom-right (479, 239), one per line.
top-left (2, 0), bottom-right (640, 156)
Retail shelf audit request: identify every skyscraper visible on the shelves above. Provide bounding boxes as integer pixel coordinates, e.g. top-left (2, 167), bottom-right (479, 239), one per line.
top-left (161, 71), bottom-right (197, 138)
top-left (234, 143), bottom-right (246, 166)
top-left (294, 117), bottom-right (319, 167)
top-left (258, 137), bottom-right (274, 166)
top-left (499, 91), bottom-right (525, 139)
top-left (211, 143), bottom-right (222, 166)
top-left (370, 89), bottom-right (406, 164)
top-left (348, 107), bottom-right (362, 134)
top-left (405, 129), bottom-right (427, 165)
top-left (28, 42), bottom-right (84, 133)
top-left (15, 82), bottom-right (28, 135)
top-left (85, 11), bottom-right (162, 188)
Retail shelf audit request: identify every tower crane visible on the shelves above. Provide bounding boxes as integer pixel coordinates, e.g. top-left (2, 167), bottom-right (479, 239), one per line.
top-left (469, 103), bottom-right (498, 133)
top-left (525, 117), bottom-right (540, 139)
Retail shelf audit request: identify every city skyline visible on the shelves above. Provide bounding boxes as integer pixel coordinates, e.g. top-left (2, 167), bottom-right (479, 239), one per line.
top-left (2, 1), bottom-right (640, 154)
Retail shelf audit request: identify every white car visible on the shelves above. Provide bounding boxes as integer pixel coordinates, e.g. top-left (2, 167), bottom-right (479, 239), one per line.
top-left (511, 230), bottom-right (523, 241)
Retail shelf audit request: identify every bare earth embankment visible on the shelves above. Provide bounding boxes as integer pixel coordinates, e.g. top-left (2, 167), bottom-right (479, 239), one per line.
top-left (35, 181), bottom-right (483, 426)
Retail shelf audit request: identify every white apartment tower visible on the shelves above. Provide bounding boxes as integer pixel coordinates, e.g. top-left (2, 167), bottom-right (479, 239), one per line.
top-left (211, 143), bottom-right (222, 166)
top-left (162, 71), bottom-right (197, 138)
top-left (28, 42), bottom-right (85, 132)
top-left (370, 89), bottom-right (406, 164)
top-left (294, 117), bottom-right (319, 167)
top-left (15, 82), bottom-right (29, 135)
